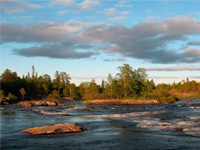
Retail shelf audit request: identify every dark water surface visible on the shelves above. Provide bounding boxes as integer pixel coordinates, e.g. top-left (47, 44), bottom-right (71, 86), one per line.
top-left (1, 99), bottom-right (200, 150)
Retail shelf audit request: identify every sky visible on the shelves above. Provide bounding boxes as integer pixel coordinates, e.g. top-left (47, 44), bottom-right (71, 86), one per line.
top-left (1, 0), bottom-right (200, 85)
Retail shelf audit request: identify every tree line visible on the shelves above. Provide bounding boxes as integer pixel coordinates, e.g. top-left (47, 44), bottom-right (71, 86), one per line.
top-left (1, 64), bottom-right (200, 102)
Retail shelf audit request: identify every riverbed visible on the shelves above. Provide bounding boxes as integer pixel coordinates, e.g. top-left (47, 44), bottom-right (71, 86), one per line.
top-left (1, 99), bottom-right (200, 149)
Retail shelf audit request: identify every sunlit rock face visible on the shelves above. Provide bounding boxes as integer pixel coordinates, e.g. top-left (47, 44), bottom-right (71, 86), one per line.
top-left (21, 123), bottom-right (87, 135)
top-left (16, 100), bottom-right (64, 107)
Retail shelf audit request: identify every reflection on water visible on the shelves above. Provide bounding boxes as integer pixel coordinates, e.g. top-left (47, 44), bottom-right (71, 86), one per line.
top-left (1, 99), bottom-right (200, 149)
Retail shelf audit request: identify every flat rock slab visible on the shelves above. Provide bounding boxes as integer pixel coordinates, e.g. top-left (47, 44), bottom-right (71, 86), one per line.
top-left (21, 123), bottom-right (87, 135)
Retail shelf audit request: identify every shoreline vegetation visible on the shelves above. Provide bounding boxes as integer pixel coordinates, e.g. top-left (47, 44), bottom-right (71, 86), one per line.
top-left (1, 64), bottom-right (200, 106)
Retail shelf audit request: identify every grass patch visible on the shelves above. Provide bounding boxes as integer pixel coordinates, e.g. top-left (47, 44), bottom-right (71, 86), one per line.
top-left (81, 99), bottom-right (89, 103)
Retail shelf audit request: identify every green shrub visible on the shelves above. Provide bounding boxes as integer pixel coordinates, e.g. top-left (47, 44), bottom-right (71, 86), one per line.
top-left (139, 90), bottom-right (180, 103)
top-left (7, 92), bottom-right (17, 100)
top-left (47, 90), bottom-right (60, 98)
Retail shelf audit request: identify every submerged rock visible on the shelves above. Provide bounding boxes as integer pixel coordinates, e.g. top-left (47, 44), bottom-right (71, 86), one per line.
top-left (21, 123), bottom-right (87, 135)
top-left (57, 103), bottom-right (65, 106)
top-left (85, 108), bottom-right (92, 111)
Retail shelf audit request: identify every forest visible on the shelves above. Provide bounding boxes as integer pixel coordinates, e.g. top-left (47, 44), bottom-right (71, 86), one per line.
top-left (1, 64), bottom-right (200, 103)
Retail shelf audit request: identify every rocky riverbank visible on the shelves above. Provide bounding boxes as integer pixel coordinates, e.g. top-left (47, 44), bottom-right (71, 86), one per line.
top-left (15, 100), bottom-right (65, 107)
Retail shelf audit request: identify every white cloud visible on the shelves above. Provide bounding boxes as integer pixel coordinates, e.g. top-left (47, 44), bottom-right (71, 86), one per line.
top-left (49, 0), bottom-right (100, 11)
top-left (184, 47), bottom-right (200, 56)
top-left (147, 66), bottom-right (200, 71)
top-left (103, 58), bottom-right (126, 62)
top-left (57, 10), bottom-right (68, 15)
top-left (80, 0), bottom-right (100, 10)
top-left (106, 16), bottom-right (128, 22)
top-left (49, 0), bottom-right (74, 7)
top-left (1, 20), bottom-right (101, 43)
top-left (1, 0), bottom-right (41, 14)
top-left (115, 1), bottom-right (132, 7)
top-left (104, 8), bottom-right (130, 15)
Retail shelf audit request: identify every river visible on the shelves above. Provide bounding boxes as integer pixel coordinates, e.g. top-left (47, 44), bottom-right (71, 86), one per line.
top-left (1, 99), bottom-right (200, 149)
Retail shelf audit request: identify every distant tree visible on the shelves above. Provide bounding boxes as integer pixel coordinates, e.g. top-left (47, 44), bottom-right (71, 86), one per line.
top-left (145, 79), bottom-right (155, 92)
top-left (1, 69), bottom-right (20, 97)
top-left (117, 64), bottom-right (133, 97)
top-left (48, 90), bottom-right (60, 98)
top-left (78, 82), bottom-right (88, 98)
top-left (54, 71), bottom-right (61, 92)
top-left (1, 65), bottom-right (200, 101)
top-left (134, 68), bottom-right (148, 94)
top-left (60, 72), bottom-right (71, 88)
top-left (63, 87), bottom-right (69, 97)
top-left (198, 83), bottom-right (200, 93)
top-left (68, 83), bottom-right (77, 98)
top-left (43, 74), bottom-right (51, 83)
top-left (0, 90), bottom-right (5, 98)
top-left (135, 68), bottom-right (147, 82)
top-left (100, 80), bottom-right (105, 93)
top-left (112, 79), bottom-right (123, 99)
top-left (32, 65), bottom-right (35, 79)
top-left (19, 88), bottom-right (26, 100)
top-left (79, 80), bottom-right (100, 99)
top-left (42, 83), bottom-right (48, 97)
top-left (107, 73), bottom-right (113, 99)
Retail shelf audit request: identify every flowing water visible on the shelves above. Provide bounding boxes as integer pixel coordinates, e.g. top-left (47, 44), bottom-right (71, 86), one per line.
top-left (1, 99), bottom-right (200, 150)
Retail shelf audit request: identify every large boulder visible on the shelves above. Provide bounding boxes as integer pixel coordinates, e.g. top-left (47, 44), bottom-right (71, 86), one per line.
top-left (21, 123), bottom-right (87, 135)
top-left (45, 101), bottom-right (57, 106)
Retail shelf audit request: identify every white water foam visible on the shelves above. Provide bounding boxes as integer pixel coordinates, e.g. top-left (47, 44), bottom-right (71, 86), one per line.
top-left (87, 111), bottom-right (200, 136)
top-left (32, 109), bottom-right (71, 116)
top-left (189, 106), bottom-right (200, 109)
top-left (65, 106), bottom-right (87, 111)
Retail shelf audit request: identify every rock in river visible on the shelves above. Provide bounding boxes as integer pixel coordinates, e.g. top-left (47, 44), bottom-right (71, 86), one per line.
top-left (16, 100), bottom-right (65, 107)
top-left (21, 123), bottom-right (87, 135)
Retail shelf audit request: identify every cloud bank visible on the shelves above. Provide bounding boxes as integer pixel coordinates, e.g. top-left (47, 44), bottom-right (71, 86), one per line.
top-left (147, 66), bottom-right (200, 71)
top-left (1, 16), bottom-right (200, 63)
top-left (103, 58), bottom-right (126, 62)
top-left (13, 43), bottom-right (99, 59)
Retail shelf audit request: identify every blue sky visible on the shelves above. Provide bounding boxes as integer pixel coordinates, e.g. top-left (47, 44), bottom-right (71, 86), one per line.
top-left (1, 0), bottom-right (200, 85)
